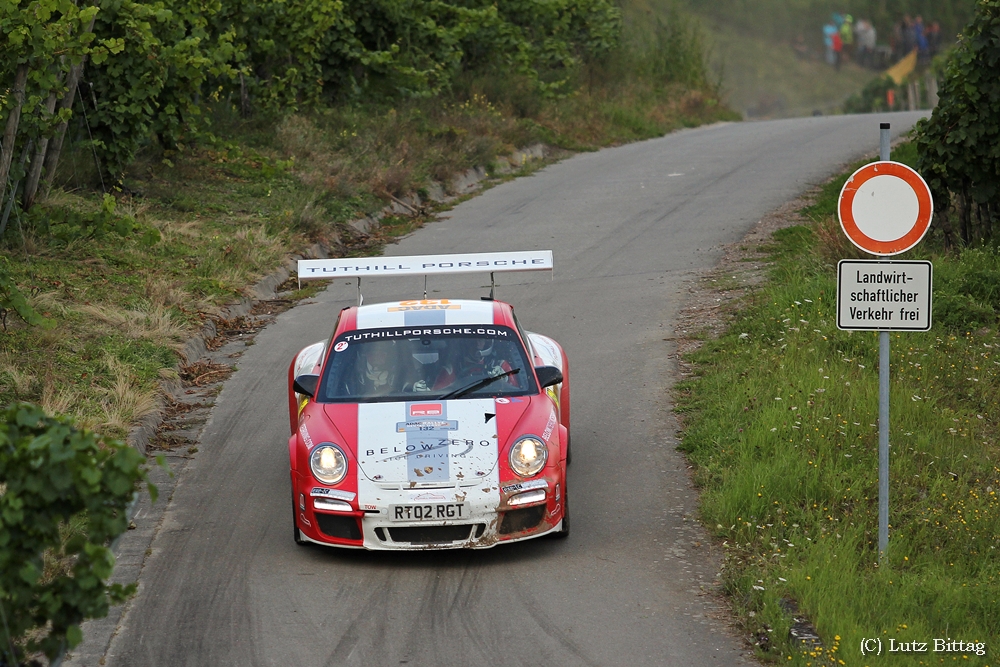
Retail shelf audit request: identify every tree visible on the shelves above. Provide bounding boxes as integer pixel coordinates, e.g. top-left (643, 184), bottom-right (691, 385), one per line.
top-left (0, 1), bottom-right (102, 218)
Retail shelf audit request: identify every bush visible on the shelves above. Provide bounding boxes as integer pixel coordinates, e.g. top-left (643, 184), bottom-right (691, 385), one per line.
top-left (914, 0), bottom-right (1000, 247)
top-left (0, 403), bottom-right (154, 663)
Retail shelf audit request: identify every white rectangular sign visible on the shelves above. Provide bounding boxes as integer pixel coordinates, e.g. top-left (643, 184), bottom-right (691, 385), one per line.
top-left (837, 260), bottom-right (932, 331)
top-left (298, 250), bottom-right (553, 281)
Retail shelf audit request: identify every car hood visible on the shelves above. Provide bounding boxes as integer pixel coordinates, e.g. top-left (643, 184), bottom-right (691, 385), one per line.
top-left (328, 398), bottom-right (529, 485)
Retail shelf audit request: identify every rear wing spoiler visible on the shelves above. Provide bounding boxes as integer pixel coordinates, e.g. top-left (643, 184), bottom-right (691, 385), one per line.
top-left (297, 250), bottom-right (553, 303)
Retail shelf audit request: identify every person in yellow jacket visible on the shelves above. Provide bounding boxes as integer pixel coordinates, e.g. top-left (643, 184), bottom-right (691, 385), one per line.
top-left (840, 15), bottom-right (854, 62)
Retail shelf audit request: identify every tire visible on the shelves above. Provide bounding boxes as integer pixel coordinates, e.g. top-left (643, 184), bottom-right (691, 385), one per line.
top-left (565, 428), bottom-right (572, 466)
top-left (292, 494), bottom-right (308, 546)
top-left (554, 484), bottom-right (570, 538)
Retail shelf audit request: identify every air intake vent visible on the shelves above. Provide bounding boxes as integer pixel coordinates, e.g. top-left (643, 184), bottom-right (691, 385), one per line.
top-left (316, 513), bottom-right (362, 540)
top-left (388, 525), bottom-right (476, 543)
top-left (498, 506), bottom-right (545, 535)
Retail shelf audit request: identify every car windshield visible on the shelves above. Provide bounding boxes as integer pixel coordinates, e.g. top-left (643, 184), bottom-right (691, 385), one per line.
top-left (317, 325), bottom-right (537, 402)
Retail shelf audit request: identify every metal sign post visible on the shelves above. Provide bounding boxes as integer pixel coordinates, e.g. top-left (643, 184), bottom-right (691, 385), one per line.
top-left (878, 125), bottom-right (891, 563)
top-left (835, 122), bottom-right (935, 564)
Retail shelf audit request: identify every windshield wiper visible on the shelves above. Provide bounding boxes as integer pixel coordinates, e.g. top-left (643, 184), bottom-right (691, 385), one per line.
top-left (439, 368), bottom-right (520, 400)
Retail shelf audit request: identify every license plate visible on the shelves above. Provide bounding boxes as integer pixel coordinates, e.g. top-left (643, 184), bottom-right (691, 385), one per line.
top-left (389, 503), bottom-right (467, 522)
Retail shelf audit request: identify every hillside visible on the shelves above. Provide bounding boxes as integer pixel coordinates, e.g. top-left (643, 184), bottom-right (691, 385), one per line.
top-left (627, 0), bottom-right (977, 118)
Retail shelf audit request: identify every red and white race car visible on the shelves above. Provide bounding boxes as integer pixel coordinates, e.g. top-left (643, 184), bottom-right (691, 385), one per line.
top-left (286, 251), bottom-right (570, 549)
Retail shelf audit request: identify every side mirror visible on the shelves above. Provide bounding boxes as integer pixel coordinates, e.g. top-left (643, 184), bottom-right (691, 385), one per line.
top-left (293, 374), bottom-right (320, 398)
top-left (534, 365), bottom-right (563, 389)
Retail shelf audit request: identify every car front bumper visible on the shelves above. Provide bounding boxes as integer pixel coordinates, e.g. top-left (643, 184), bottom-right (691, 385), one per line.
top-left (294, 473), bottom-right (564, 550)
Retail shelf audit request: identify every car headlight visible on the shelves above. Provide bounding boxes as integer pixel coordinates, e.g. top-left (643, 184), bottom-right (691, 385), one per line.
top-left (509, 436), bottom-right (548, 477)
top-left (310, 444), bottom-right (348, 485)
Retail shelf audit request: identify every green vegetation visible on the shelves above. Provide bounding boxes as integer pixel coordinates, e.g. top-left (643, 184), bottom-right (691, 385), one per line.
top-left (914, 0), bottom-right (1000, 248)
top-left (677, 144), bottom-right (999, 665)
top-left (1, 0), bottom-right (624, 189)
top-left (0, 403), bottom-right (154, 663)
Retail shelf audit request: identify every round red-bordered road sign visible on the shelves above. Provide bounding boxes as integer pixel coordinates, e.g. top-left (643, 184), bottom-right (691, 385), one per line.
top-left (838, 161), bottom-right (933, 256)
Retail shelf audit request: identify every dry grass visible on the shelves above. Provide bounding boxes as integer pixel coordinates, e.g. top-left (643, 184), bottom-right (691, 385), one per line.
top-left (150, 218), bottom-right (201, 242)
top-left (96, 353), bottom-right (160, 434)
top-left (276, 114), bottom-right (325, 163)
top-left (0, 352), bottom-right (37, 397)
top-left (144, 275), bottom-right (191, 310)
top-left (76, 301), bottom-right (188, 351)
top-left (39, 375), bottom-right (85, 419)
top-left (28, 290), bottom-right (70, 318)
top-left (232, 224), bottom-right (284, 263)
top-left (811, 212), bottom-right (869, 264)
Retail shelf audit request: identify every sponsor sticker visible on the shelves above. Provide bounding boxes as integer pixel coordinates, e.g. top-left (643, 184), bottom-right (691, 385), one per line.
top-left (299, 424), bottom-right (314, 448)
top-left (310, 487), bottom-right (357, 501)
top-left (413, 492), bottom-right (448, 501)
top-left (342, 326), bottom-right (511, 342)
top-left (334, 341), bottom-right (349, 352)
top-left (388, 300), bottom-right (461, 312)
top-left (410, 403), bottom-right (443, 417)
top-left (495, 397), bottom-right (510, 404)
top-left (396, 419), bottom-right (458, 433)
top-left (542, 411), bottom-right (557, 442)
top-left (365, 438), bottom-right (490, 460)
top-left (501, 479), bottom-right (549, 495)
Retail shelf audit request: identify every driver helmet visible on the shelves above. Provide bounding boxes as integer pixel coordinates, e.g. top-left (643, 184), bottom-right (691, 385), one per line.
top-left (362, 343), bottom-right (395, 388)
top-left (464, 338), bottom-right (494, 366)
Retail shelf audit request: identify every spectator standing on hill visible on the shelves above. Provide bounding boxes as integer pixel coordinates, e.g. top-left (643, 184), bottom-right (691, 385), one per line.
top-left (840, 15), bottom-right (854, 62)
top-left (914, 15), bottom-right (930, 64)
top-left (902, 15), bottom-right (916, 55)
top-left (832, 29), bottom-right (843, 70)
top-left (927, 21), bottom-right (941, 57)
top-left (855, 19), bottom-right (877, 68)
top-left (823, 22), bottom-right (837, 65)
top-left (891, 19), bottom-right (902, 59)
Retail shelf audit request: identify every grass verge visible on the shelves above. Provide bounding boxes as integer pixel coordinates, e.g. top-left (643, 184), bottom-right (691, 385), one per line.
top-left (676, 142), bottom-right (999, 665)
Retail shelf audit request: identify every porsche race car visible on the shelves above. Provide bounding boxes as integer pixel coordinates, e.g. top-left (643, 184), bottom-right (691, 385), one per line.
top-left (287, 251), bottom-right (570, 550)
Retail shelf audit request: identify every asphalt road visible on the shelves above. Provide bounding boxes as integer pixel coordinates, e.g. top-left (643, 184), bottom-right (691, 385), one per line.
top-left (90, 112), bottom-right (925, 667)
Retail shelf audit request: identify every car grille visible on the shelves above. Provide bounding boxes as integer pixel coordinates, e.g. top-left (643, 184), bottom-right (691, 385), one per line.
top-left (316, 513), bottom-right (362, 540)
top-left (387, 524), bottom-right (478, 543)
top-left (498, 506), bottom-right (545, 535)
